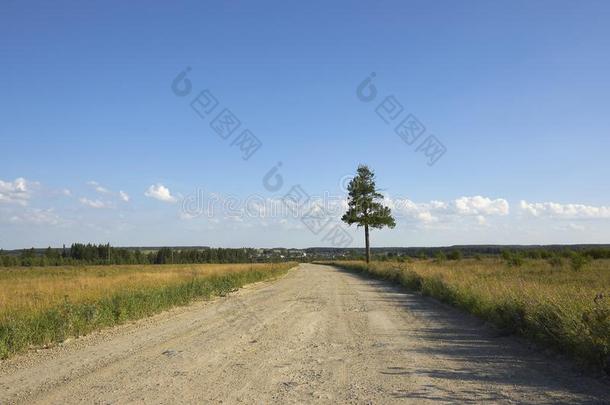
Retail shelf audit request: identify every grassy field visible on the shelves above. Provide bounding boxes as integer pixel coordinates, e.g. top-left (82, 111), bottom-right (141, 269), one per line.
top-left (325, 259), bottom-right (610, 373)
top-left (0, 262), bottom-right (296, 359)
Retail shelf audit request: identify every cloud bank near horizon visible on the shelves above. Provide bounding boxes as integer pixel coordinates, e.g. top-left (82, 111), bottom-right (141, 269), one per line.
top-left (1, 177), bottom-right (609, 249)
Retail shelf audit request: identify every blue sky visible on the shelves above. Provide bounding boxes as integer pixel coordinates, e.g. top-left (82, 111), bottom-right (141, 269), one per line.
top-left (2, 0), bottom-right (610, 249)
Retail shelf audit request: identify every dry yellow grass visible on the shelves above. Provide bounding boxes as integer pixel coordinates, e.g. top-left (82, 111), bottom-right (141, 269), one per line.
top-left (0, 262), bottom-right (296, 358)
top-left (399, 258), bottom-right (608, 315)
top-left (0, 263), bottom-right (276, 316)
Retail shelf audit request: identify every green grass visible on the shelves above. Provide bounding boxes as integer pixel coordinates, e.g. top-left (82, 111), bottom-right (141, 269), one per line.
top-left (323, 259), bottom-right (610, 374)
top-left (0, 262), bottom-right (296, 359)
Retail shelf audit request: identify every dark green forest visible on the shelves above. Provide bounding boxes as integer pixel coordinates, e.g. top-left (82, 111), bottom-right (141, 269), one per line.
top-left (0, 244), bottom-right (265, 267)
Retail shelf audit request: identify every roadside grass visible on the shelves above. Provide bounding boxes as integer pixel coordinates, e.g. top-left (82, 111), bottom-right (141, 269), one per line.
top-left (323, 259), bottom-right (610, 374)
top-left (0, 262), bottom-right (296, 359)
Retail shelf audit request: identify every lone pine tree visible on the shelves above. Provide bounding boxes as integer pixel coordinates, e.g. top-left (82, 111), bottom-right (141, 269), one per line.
top-left (341, 165), bottom-right (396, 263)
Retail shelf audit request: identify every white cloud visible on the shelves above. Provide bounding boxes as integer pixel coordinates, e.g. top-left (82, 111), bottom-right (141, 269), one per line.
top-left (85, 181), bottom-right (130, 204)
top-left (79, 197), bottom-right (110, 209)
top-left (9, 208), bottom-right (61, 225)
top-left (145, 184), bottom-right (177, 203)
top-left (416, 211), bottom-right (438, 224)
top-left (0, 177), bottom-right (35, 206)
top-left (87, 181), bottom-right (110, 194)
top-left (520, 200), bottom-right (610, 219)
top-left (454, 196), bottom-right (510, 216)
top-left (390, 195), bottom-right (509, 225)
top-left (173, 192), bottom-right (510, 233)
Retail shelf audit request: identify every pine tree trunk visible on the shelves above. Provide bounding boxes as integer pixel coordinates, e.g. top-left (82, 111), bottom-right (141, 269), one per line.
top-left (365, 224), bottom-right (370, 264)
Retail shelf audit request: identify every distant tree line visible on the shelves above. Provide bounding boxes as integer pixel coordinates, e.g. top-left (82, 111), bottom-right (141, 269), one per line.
top-left (0, 244), bottom-right (264, 267)
top-left (3, 244), bottom-right (610, 267)
top-left (421, 247), bottom-right (607, 262)
top-left (306, 245), bottom-right (610, 262)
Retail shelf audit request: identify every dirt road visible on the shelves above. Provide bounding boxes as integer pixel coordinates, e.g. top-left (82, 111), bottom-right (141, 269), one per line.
top-left (0, 264), bottom-right (607, 404)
